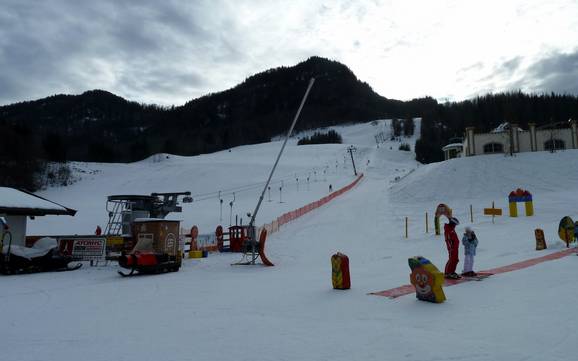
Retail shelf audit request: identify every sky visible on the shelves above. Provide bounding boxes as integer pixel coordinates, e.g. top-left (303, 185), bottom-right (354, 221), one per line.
top-left (1, 0), bottom-right (578, 106)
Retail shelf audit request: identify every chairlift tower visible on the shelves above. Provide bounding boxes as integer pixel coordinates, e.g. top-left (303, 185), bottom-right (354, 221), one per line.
top-left (347, 145), bottom-right (358, 176)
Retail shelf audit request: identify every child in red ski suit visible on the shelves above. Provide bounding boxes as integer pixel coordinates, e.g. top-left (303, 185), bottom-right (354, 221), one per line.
top-left (444, 217), bottom-right (461, 279)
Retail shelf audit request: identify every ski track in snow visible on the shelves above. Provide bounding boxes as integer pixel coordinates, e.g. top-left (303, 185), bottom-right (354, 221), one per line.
top-left (3, 119), bottom-right (578, 361)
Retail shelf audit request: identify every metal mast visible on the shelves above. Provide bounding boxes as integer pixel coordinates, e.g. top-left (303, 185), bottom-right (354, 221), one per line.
top-left (246, 78), bottom-right (315, 264)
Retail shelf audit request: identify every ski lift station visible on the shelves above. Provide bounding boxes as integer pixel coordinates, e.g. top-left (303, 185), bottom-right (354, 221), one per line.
top-left (0, 187), bottom-right (76, 246)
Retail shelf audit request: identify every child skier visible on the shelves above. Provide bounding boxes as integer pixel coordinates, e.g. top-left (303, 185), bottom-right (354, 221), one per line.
top-left (461, 227), bottom-right (479, 277)
top-left (444, 217), bottom-right (461, 279)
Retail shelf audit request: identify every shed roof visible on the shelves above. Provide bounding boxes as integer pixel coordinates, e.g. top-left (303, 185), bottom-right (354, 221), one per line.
top-left (0, 187), bottom-right (77, 216)
top-left (442, 143), bottom-right (463, 151)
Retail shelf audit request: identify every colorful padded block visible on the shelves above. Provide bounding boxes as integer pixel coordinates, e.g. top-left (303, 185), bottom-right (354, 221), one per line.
top-left (508, 189), bottom-right (533, 217)
top-left (434, 204), bottom-right (452, 235)
top-left (535, 229), bottom-right (547, 250)
top-left (558, 216), bottom-right (575, 248)
top-left (189, 250), bottom-right (204, 258)
top-left (525, 201), bottom-right (534, 216)
top-left (509, 202), bottom-right (518, 217)
top-left (331, 252), bottom-right (350, 290)
top-left (408, 256), bottom-right (446, 303)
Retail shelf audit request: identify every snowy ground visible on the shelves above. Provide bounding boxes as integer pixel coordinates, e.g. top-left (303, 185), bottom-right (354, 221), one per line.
top-left (3, 119), bottom-right (578, 361)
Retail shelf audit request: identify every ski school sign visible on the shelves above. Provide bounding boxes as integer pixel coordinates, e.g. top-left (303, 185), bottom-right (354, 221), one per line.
top-left (59, 237), bottom-right (106, 261)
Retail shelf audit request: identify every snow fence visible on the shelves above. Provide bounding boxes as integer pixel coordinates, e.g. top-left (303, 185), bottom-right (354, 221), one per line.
top-left (260, 173), bottom-right (364, 235)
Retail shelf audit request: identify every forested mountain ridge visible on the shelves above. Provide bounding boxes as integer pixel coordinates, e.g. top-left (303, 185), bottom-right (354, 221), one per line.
top-left (2, 55), bottom-right (578, 190)
top-left (0, 57), bottom-right (429, 164)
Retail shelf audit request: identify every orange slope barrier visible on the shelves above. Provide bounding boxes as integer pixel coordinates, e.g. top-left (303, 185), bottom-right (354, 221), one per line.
top-left (258, 228), bottom-right (274, 267)
top-left (370, 248), bottom-right (577, 298)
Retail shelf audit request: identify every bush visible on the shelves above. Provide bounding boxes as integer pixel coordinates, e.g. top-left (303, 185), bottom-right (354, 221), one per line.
top-left (399, 143), bottom-right (411, 151)
top-left (298, 130), bottom-right (342, 145)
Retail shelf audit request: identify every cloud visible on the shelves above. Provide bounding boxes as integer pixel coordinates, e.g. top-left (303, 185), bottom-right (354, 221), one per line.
top-left (0, 0), bottom-right (242, 106)
top-left (519, 50), bottom-right (578, 94)
top-left (1, 0), bottom-right (578, 106)
top-left (498, 57), bottom-right (523, 74)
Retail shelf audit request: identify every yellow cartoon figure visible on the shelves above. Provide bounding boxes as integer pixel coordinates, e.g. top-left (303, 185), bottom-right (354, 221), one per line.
top-left (409, 256), bottom-right (446, 303)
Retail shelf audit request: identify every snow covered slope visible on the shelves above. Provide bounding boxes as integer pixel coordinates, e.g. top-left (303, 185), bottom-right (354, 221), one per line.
top-left (391, 150), bottom-right (578, 203)
top-left (4, 119), bottom-right (578, 361)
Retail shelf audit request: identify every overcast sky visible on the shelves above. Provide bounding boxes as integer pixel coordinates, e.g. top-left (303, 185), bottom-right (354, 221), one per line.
top-left (1, 0), bottom-right (578, 106)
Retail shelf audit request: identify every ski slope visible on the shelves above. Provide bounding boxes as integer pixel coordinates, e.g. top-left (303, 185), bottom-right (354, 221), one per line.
top-left (3, 119), bottom-right (578, 361)
top-left (28, 121), bottom-right (398, 236)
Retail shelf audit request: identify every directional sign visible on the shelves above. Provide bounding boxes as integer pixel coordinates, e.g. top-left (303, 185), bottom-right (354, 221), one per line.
top-left (484, 208), bottom-right (503, 216)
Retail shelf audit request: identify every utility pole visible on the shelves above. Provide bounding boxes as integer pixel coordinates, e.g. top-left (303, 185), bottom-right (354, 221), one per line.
top-left (347, 145), bottom-right (357, 176)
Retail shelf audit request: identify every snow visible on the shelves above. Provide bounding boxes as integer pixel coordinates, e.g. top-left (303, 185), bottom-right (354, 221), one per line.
top-left (3, 119), bottom-right (578, 361)
top-left (0, 187), bottom-right (72, 213)
top-left (491, 122), bottom-right (525, 133)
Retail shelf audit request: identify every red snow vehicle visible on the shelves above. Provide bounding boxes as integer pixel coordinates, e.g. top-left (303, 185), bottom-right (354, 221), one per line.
top-left (117, 219), bottom-right (182, 276)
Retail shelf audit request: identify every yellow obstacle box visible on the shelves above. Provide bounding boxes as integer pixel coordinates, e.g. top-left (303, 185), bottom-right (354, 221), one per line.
top-left (408, 256), bottom-right (446, 303)
top-left (558, 216), bottom-right (576, 248)
top-left (434, 203), bottom-right (452, 236)
top-left (508, 188), bottom-right (534, 217)
top-left (189, 250), bottom-right (203, 258)
top-left (535, 229), bottom-right (547, 250)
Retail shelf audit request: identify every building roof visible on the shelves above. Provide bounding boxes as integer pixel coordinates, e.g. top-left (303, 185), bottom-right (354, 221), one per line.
top-left (0, 187), bottom-right (77, 216)
top-left (442, 143), bottom-right (463, 151)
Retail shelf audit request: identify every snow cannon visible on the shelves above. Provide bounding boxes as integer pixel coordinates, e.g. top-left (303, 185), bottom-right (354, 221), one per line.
top-left (118, 219), bottom-right (182, 277)
top-left (408, 256), bottom-right (446, 303)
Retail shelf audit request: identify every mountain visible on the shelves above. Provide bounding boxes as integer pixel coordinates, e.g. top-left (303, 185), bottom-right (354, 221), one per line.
top-left (158, 56), bottom-right (428, 155)
top-left (1, 56), bottom-right (437, 190)
top-left (0, 57), bottom-right (431, 165)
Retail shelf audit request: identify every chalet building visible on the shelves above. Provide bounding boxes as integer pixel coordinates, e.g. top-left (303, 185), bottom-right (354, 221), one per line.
top-left (443, 120), bottom-right (578, 160)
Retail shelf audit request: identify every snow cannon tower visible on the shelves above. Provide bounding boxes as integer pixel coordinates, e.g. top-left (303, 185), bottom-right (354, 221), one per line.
top-left (508, 189), bottom-right (533, 217)
top-left (408, 256), bottom-right (446, 303)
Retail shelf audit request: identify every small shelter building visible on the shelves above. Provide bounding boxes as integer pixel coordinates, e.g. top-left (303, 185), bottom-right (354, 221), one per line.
top-left (0, 187), bottom-right (76, 246)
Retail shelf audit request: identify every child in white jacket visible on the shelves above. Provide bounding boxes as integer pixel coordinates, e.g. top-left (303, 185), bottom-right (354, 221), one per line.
top-left (461, 227), bottom-right (479, 277)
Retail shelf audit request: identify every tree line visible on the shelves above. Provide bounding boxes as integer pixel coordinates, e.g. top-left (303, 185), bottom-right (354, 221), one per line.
top-left (415, 92), bottom-right (578, 163)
